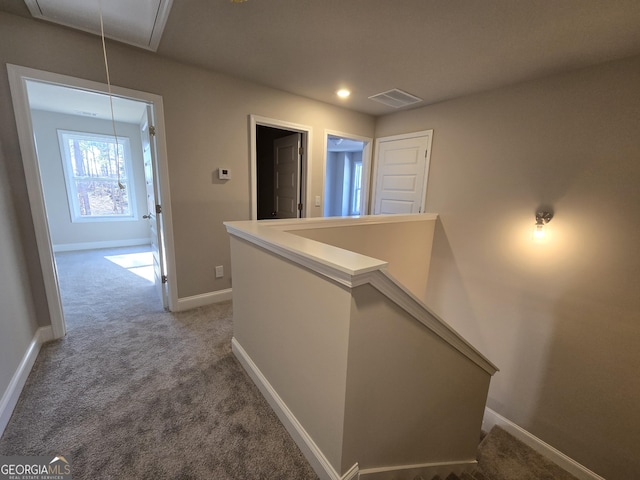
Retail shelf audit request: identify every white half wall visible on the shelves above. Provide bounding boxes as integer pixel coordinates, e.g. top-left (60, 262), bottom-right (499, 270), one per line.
top-left (226, 215), bottom-right (496, 479)
top-left (291, 218), bottom-right (435, 301)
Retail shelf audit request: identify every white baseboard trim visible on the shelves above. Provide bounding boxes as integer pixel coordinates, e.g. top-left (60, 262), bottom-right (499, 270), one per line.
top-left (483, 407), bottom-right (605, 480)
top-left (0, 326), bottom-right (53, 437)
top-left (173, 289), bottom-right (233, 312)
top-left (232, 337), bottom-right (354, 480)
top-left (359, 460), bottom-right (476, 480)
top-left (52, 238), bottom-right (150, 253)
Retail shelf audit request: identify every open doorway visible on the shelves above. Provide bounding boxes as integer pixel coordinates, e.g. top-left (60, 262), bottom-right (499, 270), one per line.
top-left (7, 64), bottom-right (177, 339)
top-left (323, 131), bottom-right (373, 217)
top-left (256, 126), bottom-right (301, 220)
top-left (249, 115), bottom-right (311, 220)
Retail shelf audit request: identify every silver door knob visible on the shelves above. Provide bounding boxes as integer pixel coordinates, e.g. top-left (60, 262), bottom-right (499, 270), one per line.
top-left (143, 214), bottom-right (151, 219)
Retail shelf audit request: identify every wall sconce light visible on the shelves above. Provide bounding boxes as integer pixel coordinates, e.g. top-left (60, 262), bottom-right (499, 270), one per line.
top-left (533, 211), bottom-right (553, 239)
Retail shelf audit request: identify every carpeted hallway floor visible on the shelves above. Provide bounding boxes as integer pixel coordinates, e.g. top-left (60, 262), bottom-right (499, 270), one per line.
top-left (0, 246), bottom-right (318, 479)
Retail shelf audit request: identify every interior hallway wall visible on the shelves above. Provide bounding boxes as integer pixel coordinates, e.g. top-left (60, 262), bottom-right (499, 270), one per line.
top-left (375, 54), bottom-right (640, 479)
top-left (0, 141), bottom-right (40, 422)
top-left (0, 11), bottom-right (375, 303)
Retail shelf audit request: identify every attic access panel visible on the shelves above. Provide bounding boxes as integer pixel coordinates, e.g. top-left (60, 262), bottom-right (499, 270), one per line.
top-left (24, 0), bottom-right (173, 51)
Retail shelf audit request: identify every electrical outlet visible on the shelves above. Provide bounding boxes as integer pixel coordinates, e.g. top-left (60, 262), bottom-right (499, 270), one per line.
top-left (215, 265), bottom-right (224, 278)
top-left (315, 195), bottom-right (321, 207)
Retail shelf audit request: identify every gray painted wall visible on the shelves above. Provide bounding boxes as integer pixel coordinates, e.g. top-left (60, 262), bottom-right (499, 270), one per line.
top-left (0, 143), bottom-right (39, 410)
top-left (375, 54), bottom-right (640, 479)
top-left (31, 110), bottom-right (149, 248)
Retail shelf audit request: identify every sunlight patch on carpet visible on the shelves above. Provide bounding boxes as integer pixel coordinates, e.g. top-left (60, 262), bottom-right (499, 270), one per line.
top-left (104, 251), bottom-right (154, 283)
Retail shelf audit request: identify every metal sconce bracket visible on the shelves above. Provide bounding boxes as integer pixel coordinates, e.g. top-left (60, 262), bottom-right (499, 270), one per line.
top-left (535, 211), bottom-right (553, 225)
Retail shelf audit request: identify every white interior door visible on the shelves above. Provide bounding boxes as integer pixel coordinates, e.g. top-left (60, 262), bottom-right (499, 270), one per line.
top-left (373, 131), bottom-right (433, 214)
top-left (273, 133), bottom-right (301, 219)
top-left (140, 105), bottom-right (168, 307)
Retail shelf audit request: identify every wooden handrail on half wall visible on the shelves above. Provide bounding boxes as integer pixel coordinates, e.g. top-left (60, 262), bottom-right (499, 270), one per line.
top-left (224, 214), bottom-right (498, 480)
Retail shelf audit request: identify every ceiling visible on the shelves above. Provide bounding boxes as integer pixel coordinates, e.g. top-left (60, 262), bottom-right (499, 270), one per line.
top-left (327, 135), bottom-right (365, 153)
top-left (26, 80), bottom-right (147, 124)
top-left (2, 0), bottom-right (640, 116)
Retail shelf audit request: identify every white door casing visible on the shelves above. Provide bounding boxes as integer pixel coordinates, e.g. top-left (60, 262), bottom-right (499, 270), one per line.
top-left (372, 130), bottom-right (433, 215)
top-left (7, 64), bottom-right (178, 338)
top-left (273, 133), bottom-right (301, 219)
top-left (249, 115), bottom-right (312, 220)
top-left (140, 105), bottom-right (168, 307)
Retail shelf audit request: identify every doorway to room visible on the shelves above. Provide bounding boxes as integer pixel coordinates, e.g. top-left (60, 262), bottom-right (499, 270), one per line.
top-left (323, 131), bottom-right (373, 217)
top-left (249, 115), bottom-right (310, 220)
top-left (256, 125), bottom-right (301, 220)
top-left (7, 64), bottom-right (177, 339)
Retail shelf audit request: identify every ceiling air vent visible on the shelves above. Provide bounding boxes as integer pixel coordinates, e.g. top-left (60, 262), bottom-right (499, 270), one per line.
top-left (368, 89), bottom-right (423, 108)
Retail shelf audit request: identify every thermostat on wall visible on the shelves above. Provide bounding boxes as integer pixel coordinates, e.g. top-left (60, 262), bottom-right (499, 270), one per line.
top-left (218, 168), bottom-right (231, 180)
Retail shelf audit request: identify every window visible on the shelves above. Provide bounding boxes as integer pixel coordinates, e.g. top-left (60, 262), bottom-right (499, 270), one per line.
top-left (58, 130), bottom-right (136, 222)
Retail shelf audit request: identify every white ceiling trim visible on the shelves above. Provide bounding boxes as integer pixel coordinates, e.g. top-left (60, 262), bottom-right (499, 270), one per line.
top-left (23, 0), bottom-right (173, 51)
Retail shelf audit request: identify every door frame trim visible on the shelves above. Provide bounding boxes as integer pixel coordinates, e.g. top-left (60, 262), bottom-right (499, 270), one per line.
top-left (372, 130), bottom-right (434, 215)
top-left (6, 64), bottom-right (178, 338)
top-left (323, 129), bottom-right (373, 215)
top-left (249, 115), bottom-right (312, 220)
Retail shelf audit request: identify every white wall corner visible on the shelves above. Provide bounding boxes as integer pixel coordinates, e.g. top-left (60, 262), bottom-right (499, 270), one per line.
top-left (173, 288), bottom-right (233, 312)
top-left (482, 407), bottom-right (605, 480)
top-left (232, 337), bottom-right (346, 480)
top-left (0, 326), bottom-right (52, 437)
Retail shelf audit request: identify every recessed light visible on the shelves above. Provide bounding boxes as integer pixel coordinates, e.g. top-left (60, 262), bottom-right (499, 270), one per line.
top-left (337, 89), bottom-right (351, 98)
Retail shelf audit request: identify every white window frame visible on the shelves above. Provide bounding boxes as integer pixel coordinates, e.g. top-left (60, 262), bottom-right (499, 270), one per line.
top-left (58, 129), bottom-right (137, 222)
